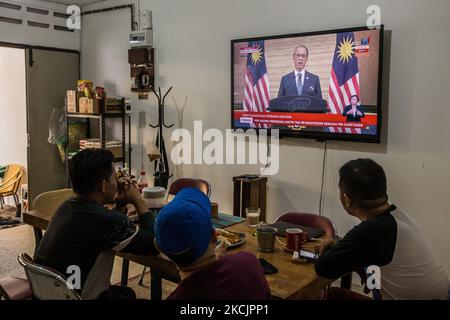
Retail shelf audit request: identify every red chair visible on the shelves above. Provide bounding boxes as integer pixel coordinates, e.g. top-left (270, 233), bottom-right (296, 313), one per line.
top-left (276, 212), bottom-right (337, 238)
top-left (167, 178), bottom-right (211, 198)
top-left (276, 212), bottom-right (355, 289)
top-left (0, 277), bottom-right (32, 300)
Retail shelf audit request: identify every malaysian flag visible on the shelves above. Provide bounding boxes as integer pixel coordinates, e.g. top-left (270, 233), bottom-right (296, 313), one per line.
top-left (327, 32), bottom-right (361, 134)
top-left (243, 40), bottom-right (270, 128)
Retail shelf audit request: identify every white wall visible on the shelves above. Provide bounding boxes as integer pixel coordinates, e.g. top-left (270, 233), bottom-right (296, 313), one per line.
top-left (0, 47), bottom-right (27, 167)
top-left (0, 0), bottom-right (80, 50)
top-left (81, 0), bottom-right (450, 275)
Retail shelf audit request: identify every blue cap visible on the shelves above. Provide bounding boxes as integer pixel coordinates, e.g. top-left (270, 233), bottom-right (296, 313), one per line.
top-left (154, 187), bottom-right (212, 265)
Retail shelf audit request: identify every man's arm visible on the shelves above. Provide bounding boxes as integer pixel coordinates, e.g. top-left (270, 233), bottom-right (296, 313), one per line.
top-left (315, 230), bottom-right (362, 279)
top-left (315, 76), bottom-right (322, 99)
top-left (277, 77), bottom-right (285, 97)
top-left (315, 219), bottom-right (396, 280)
top-left (358, 106), bottom-right (365, 117)
top-left (101, 209), bottom-right (158, 255)
top-left (108, 179), bottom-right (158, 255)
top-left (121, 211), bottom-right (158, 255)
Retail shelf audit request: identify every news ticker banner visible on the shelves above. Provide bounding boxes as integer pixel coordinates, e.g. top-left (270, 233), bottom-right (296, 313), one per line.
top-left (234, 111), bottom-right (377, 129)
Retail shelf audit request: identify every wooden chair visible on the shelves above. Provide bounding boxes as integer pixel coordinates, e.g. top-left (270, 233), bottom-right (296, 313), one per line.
top-left (31, 188), bottom-right (74, 214)
top-left (0, 164), bottom-right (25, 217)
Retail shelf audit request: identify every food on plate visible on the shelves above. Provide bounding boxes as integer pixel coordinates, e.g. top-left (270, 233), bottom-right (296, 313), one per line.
top-left (216, 228), bottom-right (243, 247)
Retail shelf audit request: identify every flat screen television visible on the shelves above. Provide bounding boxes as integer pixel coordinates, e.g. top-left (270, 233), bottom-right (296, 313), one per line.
top-left (231, 25), bottom-right (384, 143)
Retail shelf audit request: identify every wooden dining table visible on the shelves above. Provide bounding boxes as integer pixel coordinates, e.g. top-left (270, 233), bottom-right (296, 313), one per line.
top-left (23, 207), bottom-right (336, 300)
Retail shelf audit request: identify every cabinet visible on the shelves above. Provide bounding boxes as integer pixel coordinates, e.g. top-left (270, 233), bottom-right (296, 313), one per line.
top-left (65, 98), bottom-right (127, 186)
top-left (233, 176), bottom-right (267, 222)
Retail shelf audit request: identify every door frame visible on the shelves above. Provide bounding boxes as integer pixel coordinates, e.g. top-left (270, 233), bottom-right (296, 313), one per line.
top-left (1, 41), bottom-right (80, 207)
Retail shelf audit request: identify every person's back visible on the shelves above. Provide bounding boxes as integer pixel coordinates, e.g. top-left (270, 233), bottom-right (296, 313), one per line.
top-left (35, 149), bottom-right (157, 299)
top-left (168, 252), bottom-right (270, 300)
top-left (154, 187), bottom-right (271, 301)
top-left (380, 208), bottom-right (449, 300)
top-left (315, 158), bottom-right (449, 300)
top-left (35, 197), bottom-right (140, 289)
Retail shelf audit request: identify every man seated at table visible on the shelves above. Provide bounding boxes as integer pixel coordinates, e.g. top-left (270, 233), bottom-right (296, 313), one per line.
top-left (35, 148), bottom-right (158, 300)
top-left (315, 158), bottom-right (449, 300)
top-left (154, 187), bottom-right (271, 300)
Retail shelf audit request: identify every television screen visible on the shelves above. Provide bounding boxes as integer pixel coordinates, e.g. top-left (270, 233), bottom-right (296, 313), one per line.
top-left (231, 26), bottom-right (383, 142)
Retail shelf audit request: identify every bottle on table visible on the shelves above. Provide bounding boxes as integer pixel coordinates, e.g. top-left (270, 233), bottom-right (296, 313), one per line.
top-left (137, 171), bottom-right (149, 192)
top-left (123, 163), bottom-right (129, 177)
top-left (116, 167), bottom-right (124, 179)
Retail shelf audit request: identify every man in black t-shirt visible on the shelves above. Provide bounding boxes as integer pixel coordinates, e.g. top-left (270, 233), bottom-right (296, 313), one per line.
top-left (35, 149), bottom-right (158, 299)
top-left (315, 159), bottom-right (449, 300)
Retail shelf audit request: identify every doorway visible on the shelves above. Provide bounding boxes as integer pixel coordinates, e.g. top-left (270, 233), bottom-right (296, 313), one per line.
top-left (0, 43), bottom-right (80, 215)
top-left (0, 46), bottom-right (27, 221)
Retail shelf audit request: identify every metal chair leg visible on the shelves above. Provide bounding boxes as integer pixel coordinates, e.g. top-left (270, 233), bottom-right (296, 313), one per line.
top-left (138, 266), bottom-right (148, 287)
top-left (13, 194), bottom-right (21, 218)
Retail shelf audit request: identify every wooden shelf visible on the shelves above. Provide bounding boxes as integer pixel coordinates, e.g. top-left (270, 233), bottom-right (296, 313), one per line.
top-left (67, 112), bottom-right (124, 119)
top-left (65, 97), bottom-right (127, 187)
top-left (67, 113), bottom-right (100, 119)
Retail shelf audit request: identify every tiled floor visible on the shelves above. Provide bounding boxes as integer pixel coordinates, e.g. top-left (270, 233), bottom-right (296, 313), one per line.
top-left (0, 222), bottom-right (367, 300)
top-left (0, 223), bottom-right (150, 293)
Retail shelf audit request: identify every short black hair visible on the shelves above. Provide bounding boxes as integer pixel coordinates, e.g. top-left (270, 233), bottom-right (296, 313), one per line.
top-left (293, 45), bottom-right (309, 57)
top-left (339, 159), bottom-right (388, 208)
top-left (70, 148), bottom-right (114, 195)
top-left (350, 94), bottom-right (359, 101)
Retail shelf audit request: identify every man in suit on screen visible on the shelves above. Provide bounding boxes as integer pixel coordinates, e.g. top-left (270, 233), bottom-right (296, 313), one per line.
top-left (277, 45), bottom-right (322, 98)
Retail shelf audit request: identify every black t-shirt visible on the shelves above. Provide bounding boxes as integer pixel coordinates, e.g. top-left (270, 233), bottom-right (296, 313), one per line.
top-left (315, 206), bottom-right (397, 280)
top-left (35, 197), bottom-right (158, 289)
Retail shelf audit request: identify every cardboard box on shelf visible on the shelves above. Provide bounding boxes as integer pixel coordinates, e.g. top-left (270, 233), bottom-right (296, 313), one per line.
top-left (66, 91), bottom-right (85, 113)
top-left (104, 98), bottom-right (124, 114)
top-left (79, 97), bottom-right (100, 114)
top-left (107, 146), bottom-right (123, 158)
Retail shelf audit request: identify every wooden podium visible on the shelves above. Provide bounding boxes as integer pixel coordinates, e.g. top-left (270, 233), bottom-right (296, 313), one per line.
top-left (233, 175), bottom-right (267, 222)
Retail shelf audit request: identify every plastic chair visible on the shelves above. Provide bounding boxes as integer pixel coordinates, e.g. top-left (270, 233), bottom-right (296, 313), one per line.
top-left (0, 277), bottom-right (32, 300)
top-left (167, 178), bottom-right (211, 198)
top-left (18, 253), bottom-right (81, 300)
top-left (276, 212), bottom-right (337, 238)
top-left (0, 164), bottom-right (25, 217)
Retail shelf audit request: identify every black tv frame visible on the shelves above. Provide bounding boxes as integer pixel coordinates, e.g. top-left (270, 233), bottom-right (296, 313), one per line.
top-left (230, 25), bottom-right (384, 143)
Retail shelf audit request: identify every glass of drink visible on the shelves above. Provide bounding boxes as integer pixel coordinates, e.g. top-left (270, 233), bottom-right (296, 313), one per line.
top-left (246, 207), bottom-right (261, 228)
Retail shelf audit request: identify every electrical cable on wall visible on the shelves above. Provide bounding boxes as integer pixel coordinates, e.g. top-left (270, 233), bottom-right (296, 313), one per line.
top-left (318, 139), bottom-right (328, 216)
top-left (258, 133), bottom-right (271, 176)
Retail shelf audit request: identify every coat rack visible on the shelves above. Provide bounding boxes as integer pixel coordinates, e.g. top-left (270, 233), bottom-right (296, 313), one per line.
top-left (149, 86), bottom-right (173, 188)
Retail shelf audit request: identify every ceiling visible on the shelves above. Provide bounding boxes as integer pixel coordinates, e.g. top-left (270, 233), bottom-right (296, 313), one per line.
top-left (39, 0), bottom-right (105, 6)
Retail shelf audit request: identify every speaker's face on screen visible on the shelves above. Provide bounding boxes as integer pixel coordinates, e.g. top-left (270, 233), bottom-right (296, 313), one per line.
top-left (293, 47), bottom-right (308, 71)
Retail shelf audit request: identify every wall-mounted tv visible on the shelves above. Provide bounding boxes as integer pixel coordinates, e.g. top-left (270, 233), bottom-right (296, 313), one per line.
top-left (231, 25), bottom-right (384, 143)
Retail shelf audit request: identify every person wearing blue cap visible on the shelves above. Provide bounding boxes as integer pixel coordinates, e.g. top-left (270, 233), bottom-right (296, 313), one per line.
top-left (154, 187), bottom-right (271, 300)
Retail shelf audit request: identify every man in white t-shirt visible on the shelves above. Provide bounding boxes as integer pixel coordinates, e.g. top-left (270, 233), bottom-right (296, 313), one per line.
top-left (315, 158), bottom-right (449, 300)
